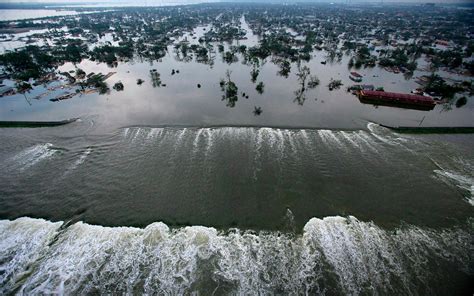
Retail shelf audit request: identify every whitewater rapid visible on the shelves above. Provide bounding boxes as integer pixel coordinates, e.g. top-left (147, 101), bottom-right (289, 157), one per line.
top-left (0, 216), bottom-right (472, 295)
top-left (1, 124), bottom-right (474, 294)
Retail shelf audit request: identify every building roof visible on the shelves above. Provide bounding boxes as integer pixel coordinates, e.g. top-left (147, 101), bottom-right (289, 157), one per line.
top-left (361, 90), bottom-right (434, 103)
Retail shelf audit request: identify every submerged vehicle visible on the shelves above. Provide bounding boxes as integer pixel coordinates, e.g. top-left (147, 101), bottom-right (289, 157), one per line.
top-left (349, 72), bottom-right (363, 82)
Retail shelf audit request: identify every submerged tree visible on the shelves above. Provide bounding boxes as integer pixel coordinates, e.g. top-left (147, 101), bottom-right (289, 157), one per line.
top-left (293, 64), bottom-right (311, 105)
top-left (253, 106), bottom-right (263, 116)
top-left (86, 74), bottom-right (109, 94)
top-left (75, 68), bottom-right (86, 79)
top-left (276, 59), bottom-right (291, 78)
top-left (15, 81), bottom-right (33, 105)
top-left (223, 51), bottom-right (238, 64)
top-left (348, 58), bottom-right (354, 69)
top-left (455, 96), bottom-right (467, 108)
top-left (220, 70), bottom-right (239, 107)
top-left (424, 74), bottom-right (462, 98)
top-left (250, 67), bottom-right (259, 83)
top-left (150, 69), bottom-right (162, 87)
top-left (293, 88), bottom-right (306, 106)
top-left (308, 75), bottom-right (320, 89)
top-left (256, 82), bottom-right (265, 94)
top-left (113, 81), bottom-right (124, 91)
top-left (296, 65), bottom-right (311, 89)
top-left (328, 79), bottom-right (343, 91)
top-left (15, 81), bottom-right (33, 93)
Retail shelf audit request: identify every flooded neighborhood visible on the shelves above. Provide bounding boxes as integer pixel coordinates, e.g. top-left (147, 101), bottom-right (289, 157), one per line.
top-left (0, 2), bottom-right (472, 128)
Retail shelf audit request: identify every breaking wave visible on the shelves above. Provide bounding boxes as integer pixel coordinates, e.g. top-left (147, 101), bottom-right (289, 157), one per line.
top-left (0, 216), bottom-right (472, 295)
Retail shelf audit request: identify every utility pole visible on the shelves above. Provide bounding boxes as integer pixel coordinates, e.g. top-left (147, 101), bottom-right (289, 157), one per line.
top-left (419, 116), bottom-right (426, 126)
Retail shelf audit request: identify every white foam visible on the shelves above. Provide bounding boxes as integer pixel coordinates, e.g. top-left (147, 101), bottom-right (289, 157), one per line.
top-left (340, 131), bottom-right (362, 150)
top-left (0, 216), bottom-right (470, 295)
top-left (298, 130), bottom-right (311, 146)
top-left (204, 128), bottom-right (215, 157)
top-left (146, 128), bottom-right (164, 140)
top-left (285, 129), bottom-right (297, 155)
top-left (176, 128), bottom-right (188, 143)
top-left (131, 128), bottom-right (143, 143)
top-left (171, 128), bottom-right (188, 152)
top-left (123, 128), bottom-right (130, 138)
top-left (0, 218), bottom-right (63, 294)
top-left (254, 128), bottom-right (265, 153)
top-left (434, 169), bottom-right (474, 206)
top-left (192, 128), bottom-right (205, 153)
top-left (252, 128), bottom-right (265, 179)
top-left (75, 148), bottom-right (91, 167)
top-left (11, 143), bottom-right (57, 170)
top-left (318, 130), bottom-right (345, 150)
top-left (367, 123), bottom-right (399, 146)
top-left (262, 128), bottom-right (278, 150)
top-left (354, 131), bottom-right (380, 153)
top-left (367, 122), bottom-right (387, 135)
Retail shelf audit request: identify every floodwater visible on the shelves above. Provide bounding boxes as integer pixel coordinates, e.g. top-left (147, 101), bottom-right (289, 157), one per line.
top-left (0, 16), bottom-right (473, 295)
top-left (0, 9), bottom-right (80, 21)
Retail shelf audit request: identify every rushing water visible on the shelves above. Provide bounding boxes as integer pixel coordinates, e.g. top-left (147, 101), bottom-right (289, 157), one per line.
top-left (1, 215), bottom-right (472, 295)
top-left (1, 88), bottom-right (473, 291)
top-left (1, 13), bottom-right (473, 295)
top-left (1, 123), bottom-right (473, 229)
top-left (1, 121), bottom-right (473, 294)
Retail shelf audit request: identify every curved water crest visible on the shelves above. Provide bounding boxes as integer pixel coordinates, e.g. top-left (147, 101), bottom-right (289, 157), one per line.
top-left (0, 216), bottom-right (472, 295)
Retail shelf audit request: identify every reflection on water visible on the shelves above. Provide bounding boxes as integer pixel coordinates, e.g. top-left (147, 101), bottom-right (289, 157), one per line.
top-left (0, 17), bottom-right (472, 130)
